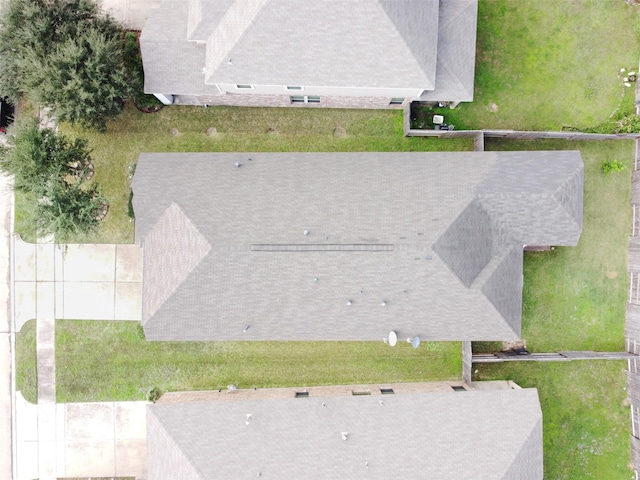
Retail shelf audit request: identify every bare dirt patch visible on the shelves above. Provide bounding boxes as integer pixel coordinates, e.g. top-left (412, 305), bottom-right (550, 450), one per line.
top-left (605, 271), bottom-right (618, 279)
top-left (489, 103), bottom-right (499, 112)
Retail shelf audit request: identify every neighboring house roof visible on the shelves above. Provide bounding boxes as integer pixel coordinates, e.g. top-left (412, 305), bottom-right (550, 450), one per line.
top-left (146, 386), bottom-right (543, 480)
top-left (131, 151), bottom-right (583, 342)
top-left (419, 0), bottom-right (479, 101)
top-left (140, 0), bottom-right (478, 101)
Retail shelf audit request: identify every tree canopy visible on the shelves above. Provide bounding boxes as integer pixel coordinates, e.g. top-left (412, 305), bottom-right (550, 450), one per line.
top-left (0, 118), bottom-right (106, 240)
top-left (0, 0), bottom-right (129, 130)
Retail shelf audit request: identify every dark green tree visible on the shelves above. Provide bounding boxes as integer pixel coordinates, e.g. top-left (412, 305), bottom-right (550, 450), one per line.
top-left (0, 0), bottom-right (129, 129)
top-left (0, 118), bottom-right (106, 240)
top-left (0, 119), bottom-right (91, 193)
top-left (35, 180), bottom-right (105, 240)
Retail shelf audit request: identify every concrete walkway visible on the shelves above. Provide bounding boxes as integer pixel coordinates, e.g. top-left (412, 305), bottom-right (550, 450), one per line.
top-left (0, 176), bottom-right (14, 480)
top-left (12, 238), bottom-right (145, 480)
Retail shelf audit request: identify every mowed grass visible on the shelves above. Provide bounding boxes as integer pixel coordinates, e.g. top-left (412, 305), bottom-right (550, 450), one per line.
top-left (474, 361), bottom-right (631, 480)
top-left (16, 104), bottom-right (472, 244)
top-left (456, 0), bottom-right (640, 131)
top-left (486, 139), bottom-right (632, 351)
top-left (54, 320), bottom-right (462, 403)
top-left (15, 319), bottom-right (37, 404)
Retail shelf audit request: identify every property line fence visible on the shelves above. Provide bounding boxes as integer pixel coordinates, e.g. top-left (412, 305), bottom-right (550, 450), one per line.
top-left (407, 98), bottom-right (640, 477)
top-left (403, 103), bottom-right (640, 141)
top-left (627, 134), bottom-right (640, 480)
top-left (473, 351), bottom-right (637, 362)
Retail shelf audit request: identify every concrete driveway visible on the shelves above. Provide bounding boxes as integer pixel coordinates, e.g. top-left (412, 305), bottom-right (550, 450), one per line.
top-left (16, 394), bottom-right (148, 479)
top-left (14, 239), bottom-right (143, 330)
top-left (100, 0), bottom-right (161, 29)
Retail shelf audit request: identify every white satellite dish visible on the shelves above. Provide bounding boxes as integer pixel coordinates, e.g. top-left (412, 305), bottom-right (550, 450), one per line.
top-left (384, 330), bottom-right (398, 347)
top-left (407, 336), bottom-right (421, 348)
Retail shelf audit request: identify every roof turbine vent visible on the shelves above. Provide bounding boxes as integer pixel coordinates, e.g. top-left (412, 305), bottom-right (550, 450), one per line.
top-left (341, 432), bottom-right (349, 441)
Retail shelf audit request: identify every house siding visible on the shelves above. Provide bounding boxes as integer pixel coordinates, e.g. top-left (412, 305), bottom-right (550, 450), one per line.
top-left (174, 93), bottom-right (409, 109)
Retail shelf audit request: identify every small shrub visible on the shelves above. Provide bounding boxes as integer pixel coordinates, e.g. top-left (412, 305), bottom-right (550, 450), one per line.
top-left (613, 114), bottom-right (640, 133)
top-left (123, 31), bottom-right (163, 111)
top-left (601, 160), bottom-right (626, 174)
top-left (127, 190), bottom-right (135, 219)
top-left (146, 386), bottom-right (163, 403)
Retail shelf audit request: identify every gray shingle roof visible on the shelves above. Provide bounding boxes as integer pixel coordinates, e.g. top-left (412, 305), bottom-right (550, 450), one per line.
top-left (140, 0), bottom-right (477, 101)
top-left (419, 0), bottom-right (478, 102)
top-left (203, 0), bottom-right (439, 88)
top-left (146, 387), bottom-right (543, 480)
top-left (132, 151), bottom-right (583, 342)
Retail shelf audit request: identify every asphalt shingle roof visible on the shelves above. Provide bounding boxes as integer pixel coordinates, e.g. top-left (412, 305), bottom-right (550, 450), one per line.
top-left (140, 0), bottom-right (478, 101)
top-left (146, 387), bottom-right (543, 480)
top-left (132, 151), bottom-right (583, 342)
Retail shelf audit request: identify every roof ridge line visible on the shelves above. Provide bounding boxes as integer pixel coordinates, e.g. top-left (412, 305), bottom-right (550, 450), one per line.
top-left (377, 0), bottom-right (438, 88)
top-left (204, 0), bottom-right (270, 82)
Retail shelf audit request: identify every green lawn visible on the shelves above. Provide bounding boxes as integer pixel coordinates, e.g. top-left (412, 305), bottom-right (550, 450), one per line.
top-left (474, 361), bottom-right (631, 480)
top-left (485, 139), bottom-right (632, 352)
top-left (51, 320), bottom-right (461, 403)
top-left (15, 319), bottom-right (37, 404)
top-left (11, 1), bottom-right (639, 473)
top-left (458, 0), bottom-right (640, 131)
top-left (10, 104), bottom-right (472, 244)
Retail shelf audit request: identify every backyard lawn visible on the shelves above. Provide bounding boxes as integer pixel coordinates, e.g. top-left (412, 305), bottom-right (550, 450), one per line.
top-left (485, 139), bottom-right (632, 352)
top-left (474, 361), bottom-right (632, 480)
top-left (462, 0), bottom-right (640, 131)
